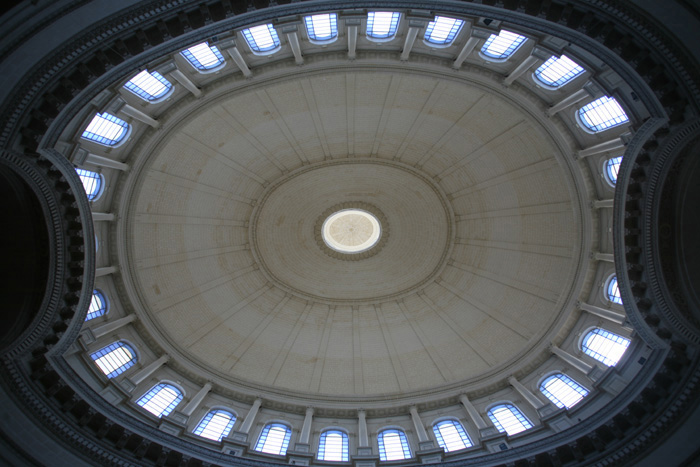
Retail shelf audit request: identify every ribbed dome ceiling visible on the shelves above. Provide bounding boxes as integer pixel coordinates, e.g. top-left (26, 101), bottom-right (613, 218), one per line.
top-left (127, 69), bottom-right (580, 399)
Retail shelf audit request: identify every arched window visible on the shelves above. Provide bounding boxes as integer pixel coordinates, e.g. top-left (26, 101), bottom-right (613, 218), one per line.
top-left (582, 328), bottom-right (630, 366)
top-left (605, 156), bottom-right (623, 185)
top-left (193, 409), bottom-right (236, 441)
top-left (86, 289), bottom-right (108, 320)
top-left (90, 341), bottom-right (136, 378)
top-left (254, 423), bottom-right (292, 456)
top-left (480, 30), bottom-right (527, 60)
top-left (317, 429), bottom-right (349, 462)
top-left (124, 70), bottom-right (172, 101)
top-left (242, 24), bottom-right (281, 54)
top-left (136, 383), bottom-right (183, 418)
top-left (304, 13), bottom-right (338, 43)
top-left (367, 11), bottom-right (400, 40)
top-left (75, 168), bottom-right (103, 201)
top-left (607, 275), bottom-right (623, 304)
top-left (81, 112), bottom-right (129, 146)
top-left (424, 16), bottom-right (464, 45)
top-left (487, 404), bottom-right (533, 436)
top-left (181, 42), bottom-right (225, 71)
top-left (377, 428), bottom-right (411, 461)
top-left (534, 55), bottom-right (585, 88)
top-left (433, 419), bottom-right (473, 452)
top-left (539, 374), bottom-right (589, 409)
top-left (577, 96), bottom-right (629, 132)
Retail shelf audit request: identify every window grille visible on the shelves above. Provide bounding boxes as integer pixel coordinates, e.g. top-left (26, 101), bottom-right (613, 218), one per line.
top-left (242, 24), bottom-right (281, 53)
top-left (433, 419), bottom-right (473, 452)
top-left (124, 70), bottom-right (172, 101)
top-left (582, 328), bottom-right (630, 366)
top-left (534, 55), bottom-right (585, 87)
top-left (424, 16), bottom-right (464, 45)
top-left (193, 410), bottom-right (236, 441)
top-left (367, 12), bottom-right (400, 39)
top-left (90, 341), bottom-right (136, 378)
top-left (181, 42), bottom-right (225, 70)
top-left (607, 275), bottom-right (623, 304)
top-left (578, 96), bottom-right (629, 132)
top-left (75, 168), bottom-right (103, 201)
top-left (317, 430), bottom-right (349, 462)
top-left (605, 156), bottom-right (622, 184)
top-left (81, 113), bottom-right (129, 146)
top-left (136, 383), bottom-right (183, 417)
top-left (86, 289), bottom-right (108, 320)
top-left (305, 14), bottom-right (338, 42)
top-left (481, 30), bottom-right (527, 59)
top-left (254, 423), bottom-right (292, 455)
top-left (378, 429), bottom-right (411, 461)
top-left (540, 374), bottom-right (589, 409)
top-left (487, 404), bottom-right (533, 436)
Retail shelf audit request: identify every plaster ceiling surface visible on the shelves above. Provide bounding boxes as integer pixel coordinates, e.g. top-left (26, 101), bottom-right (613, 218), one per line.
top-left (127, 69), bottom-right (581, 399)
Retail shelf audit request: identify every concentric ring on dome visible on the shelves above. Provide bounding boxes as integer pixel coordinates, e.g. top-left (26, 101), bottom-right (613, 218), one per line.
top-left (315, 202), bottom-right (389, 261)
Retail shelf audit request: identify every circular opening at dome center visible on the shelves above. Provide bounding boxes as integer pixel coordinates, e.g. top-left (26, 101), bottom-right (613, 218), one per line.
top-left (321, 209), bottom-right (382, 254)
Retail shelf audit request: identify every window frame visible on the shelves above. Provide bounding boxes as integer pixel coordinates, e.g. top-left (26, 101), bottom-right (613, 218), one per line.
top-left (479, 30), bottom-right (527, 61)
top-left (366, 11), bottom-right (401, 42)
top-left (254, 422), bottom-right (292, 456)
top-left (604, 155), bottom-right (623, 186)
top-left (486, 403), bottom-right (534, 436)
top-left (86, 289), bottom-right (109, 321)
top-left (605, 274), bottom-right (623, 305)
top-left (576, 96), bottom-right (630, 133)
top-left (136, 382), bottom-right (184, 418)
top-left (81, 112), bottom-right (130, 147)
top-left (377, 427), bottom-right (412, 461)
top-left (304, 13), bottom-right (339, 44)
top-left (123, 69), bottom-right (173, 102)
top-left (423, 16), bottom-right (465, 47)
top-left (180, 42), bottom-right (226, 72)
top-left (193, 408), bottom-right (237, 442)
top-left (538, 373), bottom-right (589, 409)
top-left (75, 168), bottom-right (104, 201)
top-left (317, 428), bottom-right (349, 462)
top-left (533, 54), bottom-right (586, 89)
top-left (432, 418), bottom-right (473, 452)
top-left (241, 24), bottom-right (282, 55)
top-left (580, 327), bottom-right (631, 367)
top-left (90, 341), bottom-right (137, 379)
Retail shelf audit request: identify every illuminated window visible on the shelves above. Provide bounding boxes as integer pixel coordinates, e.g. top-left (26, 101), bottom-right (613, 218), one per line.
top-left (534, 55), bottom-right (585, 87)
top-left (378, 428), bottom-right (411, 461)
top-left (136, 383), bottom-right (183, 418)
top-left (605, 156), bottom-right (623, 185)
top-left (433, 419), bottom-right (473, 452)
top-left (481, 30), bottom-right (527, 60)
top-left (242, 24), bottom-right (281, 53)
top-left (123, 70), bottom-right (172, 101)
top-left (317, 430), bottom-right (349, 462)
top-left (424, 16), bottom-right (464, 45)
top-left (193, 409), bottom-right (236, 441)
top-left (181, 42), bottom-right (225, 71)
top-left (305, 13), bottom-right (338, 42)
top-left (578, 96), bottom-right (629, 132)
top-left (540, 374), bottom-right (589, 409)
top-left (582, 328), bottom-right (630, 366)
top-left (86, 289), bottom-right (108, 321)
top-left (75, 168), bottom-right (103, 201)
top-left (367, 11), bottom-right (400, 40)
top-left (81, 113), bottom-right (129, 146)
top-left (90, 341), bottom-right (136, 378)
top-left (487, 404), bottom-right (533, 436)
top-left (607, 275), bottom-right (623, 304)
top-left (254, 423), bottom-right (292, 456)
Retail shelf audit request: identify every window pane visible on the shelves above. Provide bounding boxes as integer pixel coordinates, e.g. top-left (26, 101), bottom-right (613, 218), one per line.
top-left (540, 374), bottom-right (589, 409)
top-left (81, 113), bottom-right (129, 146)
top-left (487, 404), bottom-right (533, 436)
top-left (90, 341), bottom-right (136, 378)
top-left (578, 96), bottom-right (629, 132)
top-left (318, 430), bottom-right (349, 461)
top-left (305, 13), bottom-right (338, 42)
top-left (124, 70), bottom-right (172, 101)
top-left (605, 156), bottom-right (622, 184)
top-left (254, 423), bottom-right (291, 455)
top-left (607, 275), bottom-right (623, 304)
top-left (193, 410), bottom-right (236, 441)
top-left (136, 383), bottom-right (183, 417)
top-left (378, 429), bottom-right (411, 461)
top-left (367, 11), bottom-right (400, 39)
top-left (424, 16), bottom-right (464, 45)
top-left (75, 168), bottom-right (103, 201)
top-left (242, 24), bottom-right (281, 53)
top-left (181, 42), bottom-right (225, 70)
top-left (534, 55), bottom-right (585, 87)
top-left (86, 289), bottom-right (108, 320)
top-left (433, 420), bottom-right (473, 452)
top-left (582, 328), bottom-right (630, 366)
top-left (481, 30), bottom-right (527, 59)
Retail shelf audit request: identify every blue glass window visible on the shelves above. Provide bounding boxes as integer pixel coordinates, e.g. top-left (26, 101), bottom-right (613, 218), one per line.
top-left (367, 12), bottom-right (400, 40)
top-left (378, 428), bottom-right (411, 461)
top-left (481, 30), bottom-right (527, 60)
top-left (90, 341), bottom-right (136, 378)
top-left (424, 16), bottom-right (465, 45)
top-left (607, 275), bottom-right (622, 304)
top-left (578, 96), bottom-right (629, 132)
top-left (124, 70), bottom-right (172, 101)
top-left (317, 429), bottom-right (349, 462)
top-left (534, 55), bottom-right (585, 87)
top-left (254, 423), bottom-right (292, 455)
top-left (305, 13), bottom-right (338, 42)
top-left (605, 156), bottom-right (623, 185)
top-left (136, 383), bottom-right (183, 418)
top-left (540, 374), bottom-right (589, 409)
top-left (81, 113), bottom-right (129, 146)
top-left (75, 168), bottom-right (103, 201)
top-left (193, 409), bottom-right (236, 441)
top-left (86, 289), bottom-right (108, 321)
top-left (487, 404), bottom-right (533, 436)
top-left (433, 419), bottom-right (473, 452)
top-left (242, 24), bottom-right (281, 53)
top-left (582, 328), bottom-right (630, 366)
top-left (181, 42), bottom-right (225, 70)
